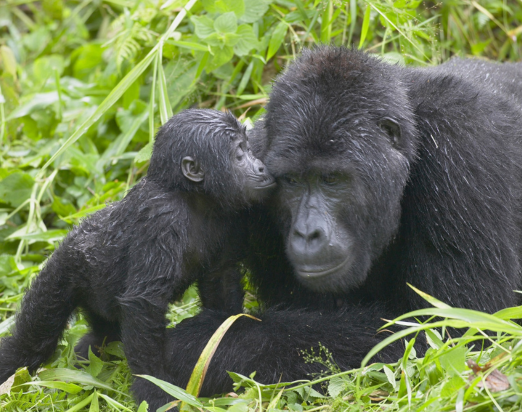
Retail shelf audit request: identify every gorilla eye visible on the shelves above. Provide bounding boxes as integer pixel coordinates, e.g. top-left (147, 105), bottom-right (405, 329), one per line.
top-left (236, 147), bottom-right (245, 161)
top-left (378, 118), bottom-right (401, 147)
top-left (282, 175), bottom-right (299, 185)
top-left (322, 173), bottom-right (341, 185)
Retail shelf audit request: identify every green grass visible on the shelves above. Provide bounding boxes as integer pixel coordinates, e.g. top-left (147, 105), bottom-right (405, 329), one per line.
top-left (1, 0), bottom-right (522, 410)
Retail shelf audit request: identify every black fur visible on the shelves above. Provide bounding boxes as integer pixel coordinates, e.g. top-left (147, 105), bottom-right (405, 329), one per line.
top-left (162, 48), bottom-right (522, 396)
top-left (0, 109), bottom-right (274, 409)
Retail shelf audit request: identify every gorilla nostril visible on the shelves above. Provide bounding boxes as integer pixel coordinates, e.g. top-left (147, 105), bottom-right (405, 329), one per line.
top-left (308, 230), bottom-right (321, 241)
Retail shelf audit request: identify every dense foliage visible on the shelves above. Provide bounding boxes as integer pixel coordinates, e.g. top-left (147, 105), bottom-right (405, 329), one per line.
top-left (1, 0), bottom-right (522, 410)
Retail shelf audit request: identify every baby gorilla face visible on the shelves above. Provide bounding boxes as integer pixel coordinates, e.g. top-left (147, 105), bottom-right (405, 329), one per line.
top-left (232, 134), bottom-right (276, 203)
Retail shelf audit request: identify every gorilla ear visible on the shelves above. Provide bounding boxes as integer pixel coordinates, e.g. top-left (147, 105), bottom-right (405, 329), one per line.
top-left (378, 118), bottom-right (401, 148)
top-left (181, 156), bottom-right (204, 183)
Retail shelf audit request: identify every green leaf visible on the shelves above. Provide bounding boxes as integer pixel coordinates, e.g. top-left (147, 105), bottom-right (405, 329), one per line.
top-left (209, 46), bottom-right (234, 71)
top-left (439, 346), bottom-right (467, 376)
top-left (7, 92), bottom-right (60, 120)
top-left (234, 25), bottom-right (258, 56)
top-left (137, 401), bottom-right (149, 412)
top-left (136, 375), bottom-right (202, 408)
top-left (135, 141), bottom-right (153, 163)
top-left (408, 283), bottom-right (452, 308)
top-left (241, 0), bottom-right (270, 23)
top-left (38, 368), bottom-right (123, 394)
top-left (359, 5), bottom-right (371, 49)
top-left (266, 22), bottom-right (287, 61)
top-left (183, 314), bottom-right (260, 407)
top-left (170, 41), bottom-right (209, 52)
top-left (328, 376), bottom-right (346, 398)
top-left (214, 12), bottom-right (238, 34)
top-left (20, 381), bottom-right (83, 394)
top-left (8, 229), bottom-right (67, 242)
top-left (85, 347), bottom-right (104, 378)
top-left (191, 15), bottom-right (216, 38)
top-left (0, 171), bottom-right (34, 207)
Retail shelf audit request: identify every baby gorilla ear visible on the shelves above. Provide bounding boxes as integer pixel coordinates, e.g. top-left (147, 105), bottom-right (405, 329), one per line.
top-left (181, 156), bottom-right (204, 182)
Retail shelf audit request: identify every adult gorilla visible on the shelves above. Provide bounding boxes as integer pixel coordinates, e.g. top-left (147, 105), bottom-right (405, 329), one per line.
top-left (157, 47), bottom-right (522, 396)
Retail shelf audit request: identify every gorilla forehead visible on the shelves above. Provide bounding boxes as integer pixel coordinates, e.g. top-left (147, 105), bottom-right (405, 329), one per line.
top-left (263, 47), bottom-right (417, 171)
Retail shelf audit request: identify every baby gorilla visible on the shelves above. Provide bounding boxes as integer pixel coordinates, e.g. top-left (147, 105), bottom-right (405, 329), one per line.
top-left (0, 109), bottom-right (275, 407)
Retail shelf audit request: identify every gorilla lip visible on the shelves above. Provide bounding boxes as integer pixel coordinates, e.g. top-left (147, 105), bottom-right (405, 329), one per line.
top-left (254, 177), bottom-right (276, 189)
top-left (296, 254), bottom-right (352, 278)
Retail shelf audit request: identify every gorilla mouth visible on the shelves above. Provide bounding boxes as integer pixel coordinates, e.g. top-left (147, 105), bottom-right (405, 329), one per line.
top-left (296, 254), bottom-right (352, 278)
top-left (254, 176), bottom-right (276, 189)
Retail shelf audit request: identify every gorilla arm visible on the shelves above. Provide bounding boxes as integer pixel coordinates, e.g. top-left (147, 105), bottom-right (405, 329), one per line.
top-left (157, 305), bottom-right (404, 397)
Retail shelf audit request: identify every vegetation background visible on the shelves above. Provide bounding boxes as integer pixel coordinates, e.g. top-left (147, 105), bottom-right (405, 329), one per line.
top-left (0, 0), bottom-right (522, 410)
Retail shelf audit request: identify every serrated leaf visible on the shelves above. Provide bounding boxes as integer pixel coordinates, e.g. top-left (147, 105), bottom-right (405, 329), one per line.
top-left (234, 25), bottom-right (258, 56)
top-left (241, 0), bottom-right (270, 23)
top-left (209, 46), bottom-right (234, 71)
top-left (266, 22), bottom-right (287, 61)
top-left (214, 12), bottom-right (238, 34)
top-left (191, 15), bottom-right (216, 38)
top-left (328, 376), bottom-right (346, 398)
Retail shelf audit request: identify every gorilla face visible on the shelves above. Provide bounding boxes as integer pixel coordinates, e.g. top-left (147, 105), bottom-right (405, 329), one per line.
top-left (261, 48), bottom-right (418, 293)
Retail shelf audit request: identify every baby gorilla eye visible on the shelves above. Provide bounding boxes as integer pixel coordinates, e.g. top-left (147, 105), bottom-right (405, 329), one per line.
top-left (236, 147), bottom-right (245, 161)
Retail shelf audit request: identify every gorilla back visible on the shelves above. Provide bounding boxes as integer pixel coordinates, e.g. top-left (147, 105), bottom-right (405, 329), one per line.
top-left (162, 48), bottom-right (522, 396)
top-left (251, 47), bottom-right (522, 313)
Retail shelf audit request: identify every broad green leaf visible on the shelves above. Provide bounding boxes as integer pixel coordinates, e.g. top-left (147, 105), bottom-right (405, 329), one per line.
top-left (136, 375), bottom-right (202, 408)
top-left (0, 46), bottom-right (17, 77)
top-left (328, 376), bottom-right (346, 398)
top-left (0, 171), bottom-right (34, 207)
top-left (0, 317), bottom-right (15, 335)
top-left (266, 22), bottom-right (287, 61)
top-left (439, 346), bottom-right (467, 376)
top-left (219, 0), bottom-right (245, 17)
top-left (240, 0), bottom-right (270, 23)
top-left (7, 92), bottom-right (60, 120)
top-left (135, 141), bottom-right (153, 164)
top-left (214, 12), bottom-right (238, 34)
top-left (209, 46), bottom-right (234, 71)
top-left (234, 25), bottom-right (258, 56)
top-left (191, 15), bottom-right (216, 38)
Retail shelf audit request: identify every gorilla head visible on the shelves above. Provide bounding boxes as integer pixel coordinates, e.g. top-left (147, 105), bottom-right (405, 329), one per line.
top-left (261, 47), bottom-right (419, 293)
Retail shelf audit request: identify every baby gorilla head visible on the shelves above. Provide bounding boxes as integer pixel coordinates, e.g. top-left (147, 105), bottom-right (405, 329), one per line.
top-left (148, 109), bottom-right (275, 208)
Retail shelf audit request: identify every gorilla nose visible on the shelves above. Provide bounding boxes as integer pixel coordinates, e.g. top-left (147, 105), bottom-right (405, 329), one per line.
top-left (291, 226), bottom-right (326, 254)
top-left (254, 159), bottom-right (265, 174)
